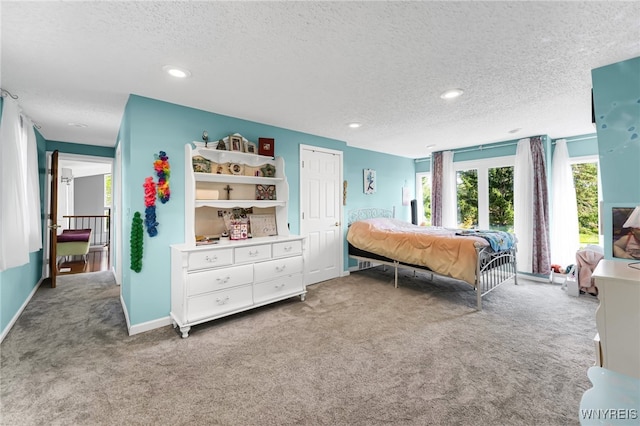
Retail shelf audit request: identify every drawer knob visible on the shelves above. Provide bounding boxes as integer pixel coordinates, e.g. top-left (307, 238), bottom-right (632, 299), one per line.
top-left (275, 265), bottom-right (286, 273)
top-left (216, 276), bottom-right (231, 284)
top-left (205, 255), bottom-right (218, 263)
top-left (284, 246), bottom-right (292, 252)
top-left (216, 296), bottom-right (230, 305)
top-left (275, 283), bottom-right (285, 289)
top-left (249, 250), bottom-right (259, 257)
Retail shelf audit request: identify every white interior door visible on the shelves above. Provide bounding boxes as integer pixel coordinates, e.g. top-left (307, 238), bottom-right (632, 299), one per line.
top-left (300, 145), bottom-right (343, 285)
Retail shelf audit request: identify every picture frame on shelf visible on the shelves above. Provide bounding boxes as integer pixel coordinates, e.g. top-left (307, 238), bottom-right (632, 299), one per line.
top-left (255, 184), bottom-right (276, 200)
top-left (246, 141), bottom-right (257, 154)
top-left (192, 155), bottom-right (211, 173)
top-left (249, 214), bottom-right (277, 237)
top-left (229, 135), bottom-right (244, 152)
top-left (258, 137), bottom-right (275, 157)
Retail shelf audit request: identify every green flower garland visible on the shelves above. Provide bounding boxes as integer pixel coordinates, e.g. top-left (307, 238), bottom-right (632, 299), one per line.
top-left (130, 211), bottom-right (144, 273)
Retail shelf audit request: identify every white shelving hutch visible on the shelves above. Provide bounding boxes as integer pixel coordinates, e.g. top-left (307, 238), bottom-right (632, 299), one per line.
top-left (170, 141), bottom-right (306, 338)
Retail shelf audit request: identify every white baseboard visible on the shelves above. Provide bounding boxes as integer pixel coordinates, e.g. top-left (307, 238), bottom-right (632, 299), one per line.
top-left (110, 267), bottom-right (120, 286)
top-left (120, 293), bottom-right (131, 332)
top-left (517, 272), bottom-right (551, 283)
top-left (128, 316), bottom-right (172, 336)
top-left (342, 270), bottom-right (351, 277)
top-left (0, 277), bottom-right (44, 344)
top-left (119, 293), bottom-right (171, 336)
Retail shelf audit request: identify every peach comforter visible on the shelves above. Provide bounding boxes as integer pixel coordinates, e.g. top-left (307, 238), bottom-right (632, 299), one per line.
top-left (347, 218), bottom-right (489, 285)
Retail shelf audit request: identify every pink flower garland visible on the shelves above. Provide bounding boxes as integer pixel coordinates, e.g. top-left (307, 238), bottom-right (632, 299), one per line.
top-left (143, 176), bottom-right (158, 237)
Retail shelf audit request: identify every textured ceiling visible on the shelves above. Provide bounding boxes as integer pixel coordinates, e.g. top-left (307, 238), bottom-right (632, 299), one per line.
top-left (2, 1), bottom-right (639, 159)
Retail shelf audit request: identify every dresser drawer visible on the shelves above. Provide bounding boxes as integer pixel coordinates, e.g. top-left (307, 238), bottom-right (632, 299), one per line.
top-left (235, 244), bottom-right (272, 264)
top-left (187, 285), bottom-right (253, 323)
top-left (187, 264), bottom-right (253, 296)
top-left (254, 256), bottom-right (303, 280)
top-left (272, 240), bottom-right (303, 258)
top-left (188, 248), bottom-right (233, 271)
top-left (253, 274), bottom-right (304, 305)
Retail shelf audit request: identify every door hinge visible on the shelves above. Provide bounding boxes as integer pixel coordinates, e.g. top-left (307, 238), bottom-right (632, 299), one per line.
top-left (301, 160), bottom-right (304, 168)
top-left (302, 212), bottom-right (305, 219)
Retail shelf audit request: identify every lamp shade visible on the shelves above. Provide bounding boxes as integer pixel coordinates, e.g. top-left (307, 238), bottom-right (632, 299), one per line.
top-left (622, 206), bottom-right (640, 228)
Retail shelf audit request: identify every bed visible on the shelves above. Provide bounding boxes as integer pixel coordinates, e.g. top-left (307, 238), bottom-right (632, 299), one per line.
top-left (56, 229), bottom-right (92, 266)
top-left (346, 208), bottom-right (518, 309)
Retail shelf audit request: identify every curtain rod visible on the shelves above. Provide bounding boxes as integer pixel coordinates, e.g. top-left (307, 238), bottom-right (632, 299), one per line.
top-left (1, 88), bottom-right (19, 99)
top-left (552, 134), bottom-right (596, 144)
top-left (416, 134), bottom-right (591, 160)
top-left (1, 88), bottom-right (42, 129)
top-left (451, 140), bottom-right (519, 155)
top-left (415, 140), bottom-right (518, 162)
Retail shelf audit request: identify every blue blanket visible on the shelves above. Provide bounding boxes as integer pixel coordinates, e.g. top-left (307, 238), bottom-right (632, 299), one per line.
top-left (455, 229), bottom-right (516, 252)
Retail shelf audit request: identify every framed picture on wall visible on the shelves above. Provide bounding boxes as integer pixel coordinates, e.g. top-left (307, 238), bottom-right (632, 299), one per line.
top-left (364, 169), bottom-right (376, 194)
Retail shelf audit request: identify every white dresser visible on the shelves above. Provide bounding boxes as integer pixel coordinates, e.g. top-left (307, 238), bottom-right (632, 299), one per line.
top-left (171, 236), bottom-right (305, 338)
top-left (592, 260), bottom-right (640, 379)
top-left (170, 139), bottom-right (306, 338)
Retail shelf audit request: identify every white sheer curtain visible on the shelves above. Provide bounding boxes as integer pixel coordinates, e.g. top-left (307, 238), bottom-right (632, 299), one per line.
top-left (24, 116), bottom-right (42, 252)
top-left (441, 151), bottom-right (457, 228)
top-left (514, 138), bottom-right (533, 273)
top-left (550, 140), bottom-right (579, 267)
top-left (0, 98), bottom-right (42, 271)
top-left (0, 98), bottom-right (30, 270)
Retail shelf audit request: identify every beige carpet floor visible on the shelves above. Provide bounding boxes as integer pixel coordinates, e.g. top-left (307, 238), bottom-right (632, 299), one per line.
top-left (0, 267), bottom-right (598, 425)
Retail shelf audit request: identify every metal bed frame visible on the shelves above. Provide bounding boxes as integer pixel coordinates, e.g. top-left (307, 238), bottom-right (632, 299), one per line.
top-left (347, 208), bottom-right (518, 310)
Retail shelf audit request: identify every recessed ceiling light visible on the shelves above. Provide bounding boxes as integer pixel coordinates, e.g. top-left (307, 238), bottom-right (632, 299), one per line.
top-left (348, 122), bottom-right (362, 128)
top-left (162, 65), bottom-right (191, 78)
top-left (440, 89), bottom-right (464, 100)
top-left (68, 122), bottom-right (88, 128)
top-left (426, 144), bottom-right (436, 150)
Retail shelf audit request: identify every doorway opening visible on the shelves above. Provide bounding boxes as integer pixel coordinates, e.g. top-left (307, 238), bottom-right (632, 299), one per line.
top-left (45, 152), bottom-right (113, 277)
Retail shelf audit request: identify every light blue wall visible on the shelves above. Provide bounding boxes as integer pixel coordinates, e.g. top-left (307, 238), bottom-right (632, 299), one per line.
top-left (46, 140), bottom-right (115, 158)
top-left (343, 145), bottom-right (415, 268)
top-left (592, 56), bottom-right (640, 259)
top-left (560, 133), bottom-right (599, 158)
top-left (120, 95), bottom-right (416, 326)
top-left (0, 98), bottom-right (47, 338)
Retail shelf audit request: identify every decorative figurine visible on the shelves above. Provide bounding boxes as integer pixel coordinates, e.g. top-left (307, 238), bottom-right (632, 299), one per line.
top-left (202, 131), bottom-right (209, 148)
top-left (216, 139), bottom-right (226, 150)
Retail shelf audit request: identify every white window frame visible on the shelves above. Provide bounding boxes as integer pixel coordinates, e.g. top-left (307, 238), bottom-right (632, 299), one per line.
top-left (568, 154), bottom-right (603, 244)
top-left (454, 156), bottom-right (515, 230)
top-left (415, 172), bottom-right (431, 225)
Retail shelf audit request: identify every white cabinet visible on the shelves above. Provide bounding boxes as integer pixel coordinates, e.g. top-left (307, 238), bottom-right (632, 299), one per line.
top-left (170, 141), bottom-right (306, 337)
top-left (171, 237), bottom-right (305, 337)
top-left (592, 260), bottom-right (640, 379)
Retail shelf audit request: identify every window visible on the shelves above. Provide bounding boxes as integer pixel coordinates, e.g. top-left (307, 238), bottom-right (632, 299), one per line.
top-left (455, 157), bottom-right (514, 231)
top-left (103, 174), bottom-right (112, 233)
top-left (104, 174), bottom-right (112, 207)
top-left (570, 156), bottom-right (601, 246)
top-left (415, 172), bottom-right (431, 226)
